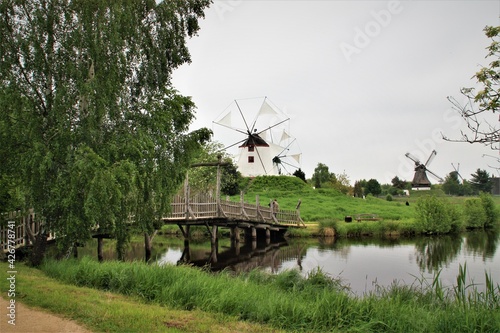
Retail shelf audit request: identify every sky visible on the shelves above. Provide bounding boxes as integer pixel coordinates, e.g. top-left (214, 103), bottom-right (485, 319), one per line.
top-left (172, 0), bottom-right (500, 185)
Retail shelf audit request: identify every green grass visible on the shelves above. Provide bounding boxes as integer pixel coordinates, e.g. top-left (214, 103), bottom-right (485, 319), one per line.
top-left (231, 177), bottom-right (500, 237)
top-left (33, 257), bottom-right (500, 333)
top-left (0, 261), bottom-right (282, 333)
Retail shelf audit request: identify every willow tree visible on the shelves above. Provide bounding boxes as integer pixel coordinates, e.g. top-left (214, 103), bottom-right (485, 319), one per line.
top-left (0, 0), bottom-right (211, 264)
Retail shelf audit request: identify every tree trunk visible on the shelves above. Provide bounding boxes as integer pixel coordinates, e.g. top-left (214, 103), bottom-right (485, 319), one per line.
top-left (28, 231), bottom-right (48, 267)
top-left (144, 232), bottom-right (152, 263)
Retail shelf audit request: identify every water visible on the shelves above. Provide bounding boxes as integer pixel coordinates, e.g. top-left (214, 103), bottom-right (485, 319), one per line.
top-left (81, 231), bottom-right (500, 296)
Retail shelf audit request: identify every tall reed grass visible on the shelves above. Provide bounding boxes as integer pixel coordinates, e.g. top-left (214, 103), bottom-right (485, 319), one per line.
top-left (41, 258), bottom-right (500, 332)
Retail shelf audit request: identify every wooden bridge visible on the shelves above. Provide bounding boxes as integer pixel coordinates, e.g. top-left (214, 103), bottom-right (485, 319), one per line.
top-left (1, 193), bottom-right (305, 254)
top-left (163, 191), bottom-right (305, 244)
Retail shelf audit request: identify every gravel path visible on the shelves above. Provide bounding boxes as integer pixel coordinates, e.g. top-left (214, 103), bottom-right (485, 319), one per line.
top-left (1, 297), bottom-right (91, 333)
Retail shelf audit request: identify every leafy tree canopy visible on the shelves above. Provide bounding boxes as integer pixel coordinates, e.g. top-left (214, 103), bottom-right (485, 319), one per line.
top-left (188, 141), bottom-right (241, 196)
top-left (470, 168), bottom-right (493, 194)
top-left (0, 0), bottom-right (212, 258)
top-left (293, 168), bottom-right (306, 182)
top-left (365, 179), bottom-right (382, 197)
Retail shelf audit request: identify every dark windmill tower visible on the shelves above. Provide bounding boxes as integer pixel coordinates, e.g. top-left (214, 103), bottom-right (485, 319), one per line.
top-left (405, 150), bottom-right (443, 190)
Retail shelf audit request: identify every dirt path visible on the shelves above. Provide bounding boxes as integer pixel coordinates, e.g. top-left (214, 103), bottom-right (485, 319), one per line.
top-left (0, 297), bottom-right (92, 333)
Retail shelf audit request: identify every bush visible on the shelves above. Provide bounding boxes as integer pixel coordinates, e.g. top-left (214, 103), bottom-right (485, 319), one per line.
top-left (386, 194), bottom-right (393, 201)
top-left (415, 195), bottom-right (455, 234)
top-left (463, 198), bottom-right (487, 229)
top-left (480, 192), bottom-right (498, 228)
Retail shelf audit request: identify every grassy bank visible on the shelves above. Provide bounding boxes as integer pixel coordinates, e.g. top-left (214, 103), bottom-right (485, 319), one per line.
top-left (0, 261), bottom-right (281, 333)
top-left (31, 257), bottom-right (500, 333)
top-left (232, 177), bottom-right (500, 237)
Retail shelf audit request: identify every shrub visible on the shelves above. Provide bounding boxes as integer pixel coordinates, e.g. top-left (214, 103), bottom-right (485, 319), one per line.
top-left (463, 198), bottom-right (487, 229)
top-left (414, 195), bottom-right (455, 234)
top-left (386, 194), bottom-right (393, 201)
top-left (479, 192), bottom-right (498, 228)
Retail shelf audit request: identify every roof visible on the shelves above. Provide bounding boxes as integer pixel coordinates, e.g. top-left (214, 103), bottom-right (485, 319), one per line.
top-left (239, 133), bottom-right (269, 147)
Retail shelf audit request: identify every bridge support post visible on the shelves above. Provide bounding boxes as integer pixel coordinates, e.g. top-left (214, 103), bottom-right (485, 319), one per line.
top-left (265, 228), bottom-right (271, 245)
top-left (244, 227), bottom-right (256, 241)
top-left (230, 226), bottom-right (240, 242)
top-left (97, 237), bottom-right (103, 262)
top-left (209, 225), bottom-right (218, 264)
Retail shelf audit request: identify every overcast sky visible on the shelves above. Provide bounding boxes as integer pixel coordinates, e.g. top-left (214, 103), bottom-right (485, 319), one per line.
top-left (172, 0), bottom-right (500, 184)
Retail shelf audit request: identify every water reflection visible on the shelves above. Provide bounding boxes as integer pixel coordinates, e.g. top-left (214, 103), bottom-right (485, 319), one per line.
top-left (161, 239), bottom-right (307, 274)
top-left (464, 230), bottom-right (499, 260)
top-left (414, 235), bottom-right (463, 274)
top-left (81, 231), bottom-right (500, 296)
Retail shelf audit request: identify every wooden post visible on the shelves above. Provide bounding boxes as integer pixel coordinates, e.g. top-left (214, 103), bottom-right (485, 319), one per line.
top-left (212, 225), bottom-right (218, 244)
top-left (97, 237), bottom-right (103, 262)
top-left (216, 155), bottom-right (222, 217)
top-left (144, 232), bottom-right (152, 263)
top-left (184, 176), bottom-right (190, 220)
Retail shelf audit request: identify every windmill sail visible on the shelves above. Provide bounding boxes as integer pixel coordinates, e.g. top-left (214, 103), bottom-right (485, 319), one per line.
top-left (213, 97), bottom-right (301, 177)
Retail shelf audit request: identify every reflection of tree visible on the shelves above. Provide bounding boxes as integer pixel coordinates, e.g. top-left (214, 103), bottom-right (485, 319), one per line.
top-left (414, 235), bottom-right (463, 273)
top-left (464, 231), bottom-right (499, 260)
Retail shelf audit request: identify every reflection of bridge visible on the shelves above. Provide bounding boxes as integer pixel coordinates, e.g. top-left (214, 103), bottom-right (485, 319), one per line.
top-left (177, 239), bottom-right (308, 274)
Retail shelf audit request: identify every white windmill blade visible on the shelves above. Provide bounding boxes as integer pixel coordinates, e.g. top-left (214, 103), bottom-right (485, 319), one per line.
top-left (280, 129), bottom-right (291, 143)
top-left (219, 137), bottom-right (249, 151)
top-left (257, 98), bottom-right (280, 117)
top-left (290, 153), bottom-right (301, 163)
top-left (212, 120), bottom-right (248, 135)
top-left (253, 145), bottom-right (268, 175)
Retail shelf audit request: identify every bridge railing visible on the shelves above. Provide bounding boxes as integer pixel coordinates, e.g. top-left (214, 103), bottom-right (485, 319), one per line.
top-left (1, 210), bottom-right (55, 253)
top-left (165, 193), bottom-right (304, 226)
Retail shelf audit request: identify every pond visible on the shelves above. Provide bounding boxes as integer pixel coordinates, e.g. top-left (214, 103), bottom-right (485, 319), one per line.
top-left (80, 230), bottom-right (500, 296)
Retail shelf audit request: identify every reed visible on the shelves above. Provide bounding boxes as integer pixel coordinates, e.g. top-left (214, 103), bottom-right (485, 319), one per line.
top-left (40, 258), bottom-right (500, 332)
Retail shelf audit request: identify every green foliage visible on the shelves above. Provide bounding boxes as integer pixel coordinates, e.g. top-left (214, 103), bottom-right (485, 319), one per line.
top-left (391, 176), bottom-right (408, 189)
top-left (293, 168), bottom-right (307, 182)
top-left (386, 194), bottom-right (393, 201)
top-left (39, 258), bottom-right (500, 333)
top-left (0, 0), bottom-right (212, 261)
top-left (470, 169), bottom-right (493, 194)
top-left (480, 192), bottom-right (499, 228)
top-left (353, 180), bottom-right (363, 198)
top-left (365, 178), bottom-right (382, 196)
top-left (311, 163), bottom-right (331, 188)
top-left (463, 198), bottom-right (488, 229)
top-left (442, 171), bottom-right (462, 195)
top-left (188, 141), bottom-right (241, 196)
top-left (414, 196), bottom-right (457, 234)
top-left (245, 175), bottom-right (310, 193)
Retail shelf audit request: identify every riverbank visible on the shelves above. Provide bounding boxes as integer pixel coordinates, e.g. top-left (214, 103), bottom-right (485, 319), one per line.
top-left (3, 258), bottom-right (498, 333)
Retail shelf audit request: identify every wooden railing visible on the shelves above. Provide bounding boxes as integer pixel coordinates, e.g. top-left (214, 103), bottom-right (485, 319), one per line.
top-left (165, 193), bottom-right (305, 226)
top-left (1, 210), bottom-right (55, 253)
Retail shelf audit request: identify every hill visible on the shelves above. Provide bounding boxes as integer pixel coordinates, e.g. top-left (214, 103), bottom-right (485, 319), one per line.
top-left (236, 176), bottom-right (414, 222)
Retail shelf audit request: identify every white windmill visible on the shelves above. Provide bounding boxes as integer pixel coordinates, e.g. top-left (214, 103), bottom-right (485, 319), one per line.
top-left (213, 97), bottom-right (301, 177)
